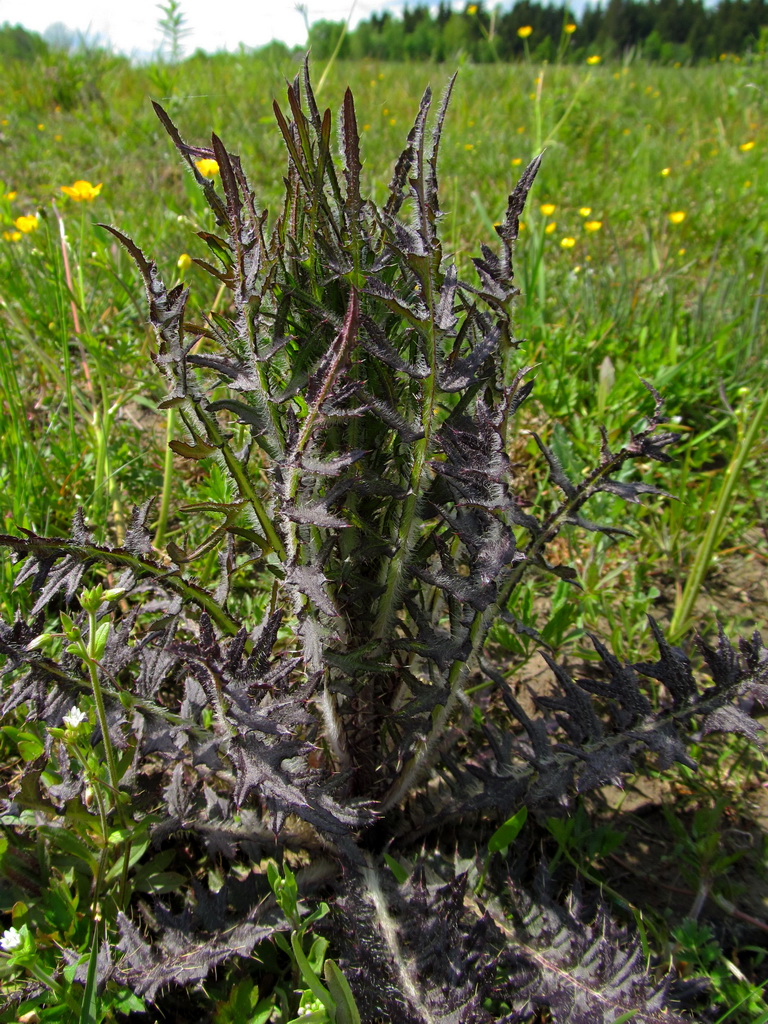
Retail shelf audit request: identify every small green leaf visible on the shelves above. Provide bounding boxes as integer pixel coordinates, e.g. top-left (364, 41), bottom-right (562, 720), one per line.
top-left (93, 621), bottom-right (110, 660)
top-left (324, 959), bottom-right (361, 1024)
top-left (488, 806), bottom-right (528, 855)
top-left (383, 853), bottom-right (408, 884)
top-left (133, 870), bottom-right (186, 894)
top-left (17, 732), bottom-right (44, 762)
top-left (78, 930), bottom-right (100, 1024)
top-left (291, 932), bottom-right (335, 1016)
top-left (169, 434), bottom-right (218, 460)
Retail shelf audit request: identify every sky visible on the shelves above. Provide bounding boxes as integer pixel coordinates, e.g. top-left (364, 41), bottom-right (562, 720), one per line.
top-left (1, 0), bottom-right (407, 58)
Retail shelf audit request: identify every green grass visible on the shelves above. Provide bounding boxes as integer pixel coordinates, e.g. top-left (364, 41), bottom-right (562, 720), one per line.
top-left (0, 53), bottom-right (764, 625)
top-left (0, 46), bottom-right (766, 1019)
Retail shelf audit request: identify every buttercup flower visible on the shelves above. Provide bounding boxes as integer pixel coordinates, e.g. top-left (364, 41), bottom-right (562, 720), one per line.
top-left (584, 220), bottom-right (602, 232)
top-left (14, 214), bottom-right (38, 233)
top-left (517, 25), bottom-right (533, 38)
top-left (4, 190), bottom-right (16, 200)
top-left (3, 230), bottom-right (21, 242)
top-left (668, 211), bottom-right (686, 224)
top-left (195, 158), bottom-right (219, 178)
top-left (511, 157), bottom-right (522, 165)
top-left (739, 141), bottom-right (755, 152)
top-left (565, 23), bottom-right (577, 33)
top-left (560, 237), bottom-right (576, 249)
top-left (578, 206), bottom-right (591, 217)
top-left (61, 180), bottom-right (103, 202)
top-left (660, 167), bottom-right (671, 177)
top-left (544, 221), bottom-right (556, 234)
top-left (1, 927), bottom-right (22, 952)
top-left (467, 4), bottom-right (478, 13)
top-left (177, 253), bottom-right (192, 272)
top-left (586, 54), bottom-right (601, 65)
top-left (540, 203), bottom-right (556, 216)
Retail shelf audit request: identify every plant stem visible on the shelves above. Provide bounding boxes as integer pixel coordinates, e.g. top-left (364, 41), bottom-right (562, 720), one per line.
top-left (86, 609), bottom-right (122, 803)
top-left (669, 388), bottom-right (768, 641)
top-left (153, 406), bottom-right (175, 549)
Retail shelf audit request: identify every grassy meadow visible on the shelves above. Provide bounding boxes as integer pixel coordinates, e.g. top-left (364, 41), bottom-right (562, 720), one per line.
top-left (0, 43), bottom-right (767, 1019)
top-left (1, 51), bottom-right (765, 634)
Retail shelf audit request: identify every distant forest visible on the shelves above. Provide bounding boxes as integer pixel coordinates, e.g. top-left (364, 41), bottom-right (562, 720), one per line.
top-left (1, 0), bottom-right (766, 67)
top-left (308, 0), bottom-right (767, 63)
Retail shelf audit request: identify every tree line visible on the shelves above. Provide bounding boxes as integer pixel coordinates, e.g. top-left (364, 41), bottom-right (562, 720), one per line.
top-left (308, 0), bottom-right (768, 64)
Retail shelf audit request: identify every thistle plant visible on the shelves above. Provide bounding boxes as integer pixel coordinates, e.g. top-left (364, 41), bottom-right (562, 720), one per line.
top-left (1, 61), bottom-right (766, 1023)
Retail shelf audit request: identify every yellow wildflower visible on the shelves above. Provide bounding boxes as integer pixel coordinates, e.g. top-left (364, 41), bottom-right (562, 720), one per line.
top-left (565, 23), bottom-right (576, 33)
top-left (195, 158), bottom-right (219, 179)
top-left (540, 203), bottom-right (556, 216)
top-left (60, 180), bottom-right (103, 202)
top-left (389, 118), bottom-right (397, 126)
top-left (177, 253), bottom-right (192, 272)
top-left (37, 123), bottom-right (45, 131)
top-left (468, 4), bottom-right (478, 13)
top-left (586, 54), bottom-right (601, 65)
top-left (668, 211), bottom-right (686, 225)
top-left (584, 220), bottom-right (602, 232)
top-left (739, 141), bottom-right (755, 152)
top-left (517, 25), bottom-right (533, 38)
top-left (660, 167), bottom-right (670, 177)
top-left (14, 214), bottom-right (38, 233)
top-left (363, 124), bottom-right (371, 132)
top-left (464, 143), bottom-right (474, 151)
top-left (578, 206), bottom-right (591, 217)
top-left (1, 119), bottom-right (8, 126)
top-left (678, 248), bottom-right (686, 255)
top-left (560, 237), bottom-right (576, 249)
top-left (4, 190), bottom-right (17, 201)
top-left (511, 157), bottom-right (522, 165)
top-left (3, 230), bottom-right (21, 242)
top-left (544, 221), bottom-right (556, 234)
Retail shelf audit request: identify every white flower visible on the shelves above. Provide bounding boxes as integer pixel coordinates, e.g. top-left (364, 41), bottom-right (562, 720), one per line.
top-left (1, 926), bottom-right (22, 951)
top-left (63, 706), bottom-right (87, 729)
